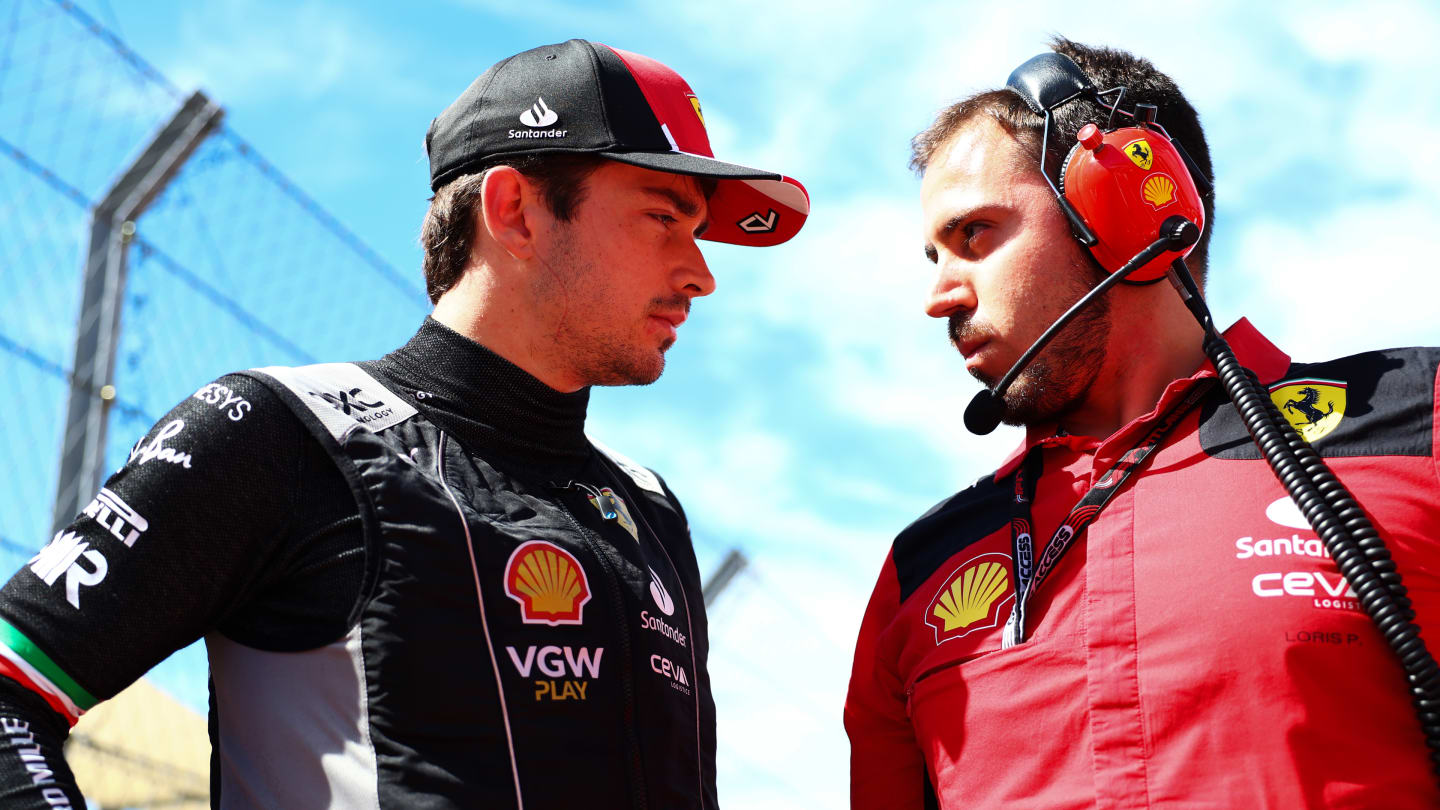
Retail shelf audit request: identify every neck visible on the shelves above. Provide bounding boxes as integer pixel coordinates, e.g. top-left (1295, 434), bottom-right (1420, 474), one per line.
top-left (1057, 285), bottom-right (1206, 439)
top-left (430, 264), bottom-right (584, 393)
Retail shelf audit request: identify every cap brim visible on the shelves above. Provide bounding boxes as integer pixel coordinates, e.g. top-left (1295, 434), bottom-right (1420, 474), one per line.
top-left (601, 150), bottom-right (810, 247)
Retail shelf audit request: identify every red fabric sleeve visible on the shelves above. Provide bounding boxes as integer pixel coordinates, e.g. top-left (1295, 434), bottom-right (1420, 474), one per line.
top-left (845, 552), bottom-right (928, 809)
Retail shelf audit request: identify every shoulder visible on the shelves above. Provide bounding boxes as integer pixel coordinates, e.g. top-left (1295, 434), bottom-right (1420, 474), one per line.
top-left (587, 435), bottom-right (689, 521)
top-left (1201, 346), bottom-right (1440, 459)
top-left (242, 361), bottom-right (419, 440)
top-left (124, 373), bottom-right (304, 471)
top-left (587, 435), bottom-right (668, 496)
top-left (891, 472), bottom-right (1012, 603)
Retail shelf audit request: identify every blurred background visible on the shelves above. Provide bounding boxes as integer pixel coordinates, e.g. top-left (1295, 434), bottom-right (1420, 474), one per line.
top-left (3, 0), bottom-right (1439, 806)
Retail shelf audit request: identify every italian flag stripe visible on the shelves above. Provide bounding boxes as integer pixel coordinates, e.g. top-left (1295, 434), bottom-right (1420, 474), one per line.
top-left (1270, 377), bottom-right (1346, 391)
top-left (0, 657), bottom-right (78, 726)
top-left (0, 619), bottom-right (94, 720)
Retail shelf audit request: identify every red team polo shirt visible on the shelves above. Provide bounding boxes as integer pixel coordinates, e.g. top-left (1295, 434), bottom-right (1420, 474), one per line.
top-left (846, 321), bottom-right (1440, 808)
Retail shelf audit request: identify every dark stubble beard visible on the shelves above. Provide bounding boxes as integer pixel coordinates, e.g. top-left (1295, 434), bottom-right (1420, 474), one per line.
top-left (534, 224), bottom-right (687, 388)
top-left (948, 259), bottom-right (1112, 428)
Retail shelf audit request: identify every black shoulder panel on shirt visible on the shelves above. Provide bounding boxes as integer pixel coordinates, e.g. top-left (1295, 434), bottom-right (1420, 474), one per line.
top-left (892, 473), bottom-right (1013, 603)
top-left (1199, 346), bottom-right (1439, 460)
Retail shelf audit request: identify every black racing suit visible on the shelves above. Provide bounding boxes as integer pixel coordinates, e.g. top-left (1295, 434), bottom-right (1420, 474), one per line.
top-left (0, 317), bottom-right (718, 808)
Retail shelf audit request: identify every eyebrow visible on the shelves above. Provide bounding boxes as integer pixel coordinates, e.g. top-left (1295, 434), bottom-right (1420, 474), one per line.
top-left (643, 186), bottom-right (711, 235)
top-left (924, 203), bottom-right (1003, 263)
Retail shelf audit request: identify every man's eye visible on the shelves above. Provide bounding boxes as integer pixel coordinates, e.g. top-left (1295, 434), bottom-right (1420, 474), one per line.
top-left (963, 222), bottom-right (989, 243)
top-left (651, 213), bottom-right (678, 226)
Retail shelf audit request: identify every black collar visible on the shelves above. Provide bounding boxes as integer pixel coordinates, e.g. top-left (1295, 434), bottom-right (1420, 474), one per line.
top-left (374, 317), bottom-right (593, 473)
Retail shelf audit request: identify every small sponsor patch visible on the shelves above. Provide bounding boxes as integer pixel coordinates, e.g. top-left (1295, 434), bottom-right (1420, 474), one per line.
top-left (647, 566), bottom-right (675, 616)
top-left (1269, 379), bottom-right (1346, 443)
top-left (192, 382), bottom-right (251, 421)
top-left (1123, 138), bottom-right (1154, 170)
top-left (505, 645), bottom-right (603, 701)
top-left (586, 487), bottom-right (638, 541)
top-left (129, 420), bottom-right (193, 469)
top-left (504, 541), bottom-right (592, 626)
top-left (29, 532), bottom-right (107, 611)
top-left (1141, 173), bottom-right (1177, 209)
top-left (925, 552), bottom-right (1015, 644)
top-left (737, 209), bottom-right (779, 234)
top-left (519, 96), bottom-right (559, 128)
top-left (82, 488), bottom-right (147, 547)
top-left (255, 364), bottom-right (417, 439)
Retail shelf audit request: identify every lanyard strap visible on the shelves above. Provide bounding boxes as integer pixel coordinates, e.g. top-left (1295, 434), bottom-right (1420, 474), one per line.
top-left (1002, 379), bottom-right (1215, 648)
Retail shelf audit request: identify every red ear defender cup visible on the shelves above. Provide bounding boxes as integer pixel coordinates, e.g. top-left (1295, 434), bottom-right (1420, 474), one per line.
top-left (1061, 122), bottom-right (1205, 282)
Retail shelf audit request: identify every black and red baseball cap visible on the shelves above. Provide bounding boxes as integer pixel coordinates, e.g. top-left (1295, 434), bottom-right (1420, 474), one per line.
top-left (425, 39), bottom-right (808, 247)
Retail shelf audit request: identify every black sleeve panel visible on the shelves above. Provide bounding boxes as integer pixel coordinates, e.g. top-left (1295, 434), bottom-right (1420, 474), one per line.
top-left (0, 373), bottom-right (351, 705)
top-left (0, 677), bottom-right (83, 809)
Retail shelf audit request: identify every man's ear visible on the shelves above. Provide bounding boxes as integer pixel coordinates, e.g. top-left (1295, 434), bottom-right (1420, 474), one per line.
top-left (479, 166), bottom-right (541, 260)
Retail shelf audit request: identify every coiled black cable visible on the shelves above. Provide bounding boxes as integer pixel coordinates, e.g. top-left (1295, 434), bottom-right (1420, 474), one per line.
top-left (1178, 261), bottom-right (1440, 781)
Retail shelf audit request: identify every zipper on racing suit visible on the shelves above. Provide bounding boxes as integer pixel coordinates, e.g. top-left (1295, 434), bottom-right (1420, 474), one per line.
top-left (558, 469), bottom-right (705, 801)
top-left (551, 482), bottom-right (648, 810)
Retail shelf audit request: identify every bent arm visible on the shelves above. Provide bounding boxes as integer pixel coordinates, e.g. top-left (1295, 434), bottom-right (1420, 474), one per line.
top-left (0, 375), bottom-right (308, 803)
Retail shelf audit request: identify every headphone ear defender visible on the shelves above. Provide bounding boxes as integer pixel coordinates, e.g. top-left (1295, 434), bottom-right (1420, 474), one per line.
top-left (1061, 121), bottom-right (1205, 283)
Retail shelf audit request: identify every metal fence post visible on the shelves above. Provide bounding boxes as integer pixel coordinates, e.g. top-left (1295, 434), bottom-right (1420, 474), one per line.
top-left (51, 91), bottom-right (224, 536)
top-left (703, 548), bottom-right (749, 607)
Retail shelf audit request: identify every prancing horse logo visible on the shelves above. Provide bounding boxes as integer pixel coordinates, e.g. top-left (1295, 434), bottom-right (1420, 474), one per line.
top-left (1268, 378), bottom-right (1347, 443)
top-left (1282, 386), bottom-right (1334, 425)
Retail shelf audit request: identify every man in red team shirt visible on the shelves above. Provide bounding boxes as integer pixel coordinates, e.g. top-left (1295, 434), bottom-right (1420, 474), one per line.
top-left (845, 37), bottom-right (1440, 808)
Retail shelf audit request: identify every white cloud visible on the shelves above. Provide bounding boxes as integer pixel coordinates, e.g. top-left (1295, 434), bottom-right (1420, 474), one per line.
top-left (166, 0), bottom-right (428, 105)
top-left (1231, 198), bottom-right (1440, 359)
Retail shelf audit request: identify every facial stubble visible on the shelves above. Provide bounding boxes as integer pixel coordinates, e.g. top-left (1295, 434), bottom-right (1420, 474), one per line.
top-left (949, 258), bottom-right (1112, 427)
top-left (534, 223), bottom-right (684, 388)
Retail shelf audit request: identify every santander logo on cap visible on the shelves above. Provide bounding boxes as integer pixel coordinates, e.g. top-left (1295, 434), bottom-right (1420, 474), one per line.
top-left (519, 97), bottom-right (558, 128)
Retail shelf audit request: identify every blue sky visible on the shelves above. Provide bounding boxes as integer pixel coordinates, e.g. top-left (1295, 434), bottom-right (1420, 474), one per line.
top-left (14, 0), bottom-right (1440, 805)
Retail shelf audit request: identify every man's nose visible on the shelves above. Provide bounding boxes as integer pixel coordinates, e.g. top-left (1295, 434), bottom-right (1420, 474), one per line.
top-left (675, 237), bottom-right (715, 298)
top-left (924, 259), bottom-right (975, 319)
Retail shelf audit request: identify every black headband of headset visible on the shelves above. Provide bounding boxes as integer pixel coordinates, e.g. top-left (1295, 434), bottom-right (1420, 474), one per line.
top-left (1006, 53), bottom-right (1095, 115)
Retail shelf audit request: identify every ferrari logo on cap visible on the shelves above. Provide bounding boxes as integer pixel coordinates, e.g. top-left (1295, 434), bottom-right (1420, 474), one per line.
top-left (505, 541), bottom-right (592, 626)
top-left (925, 552), bottom-right (1015, 644)
top-left (687, 94), bottom-right (706, 128)
top-left (1270, 378), bottom-right (1347, 443)
top-left (1124, 138), bottom-right (1154, 170)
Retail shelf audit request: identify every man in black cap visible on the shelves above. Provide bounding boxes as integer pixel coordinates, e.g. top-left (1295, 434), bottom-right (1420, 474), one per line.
top-left (0, 40), bottom-right (808, 808)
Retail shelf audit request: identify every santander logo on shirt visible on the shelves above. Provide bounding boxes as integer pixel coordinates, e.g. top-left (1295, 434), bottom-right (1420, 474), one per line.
top-left (1238, 496), bottom-right (1357, 612)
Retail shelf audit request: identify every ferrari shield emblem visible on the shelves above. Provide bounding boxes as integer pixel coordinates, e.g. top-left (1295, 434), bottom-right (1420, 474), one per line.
top-left (1269, 378), bottom-right (1347, 443)
top-left (688, 94), bottom-right (706, 128)
top-left (1123, 138), bottom-right (1154, 170)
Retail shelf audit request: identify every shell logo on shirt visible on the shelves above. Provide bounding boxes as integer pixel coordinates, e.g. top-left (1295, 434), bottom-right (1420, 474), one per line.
top-left (1269, 378), bottom-right (1346, 443)
top-left (925, 552), bottom-right (1016, 644)
top-left (505, 541), bottom-right (592, 626)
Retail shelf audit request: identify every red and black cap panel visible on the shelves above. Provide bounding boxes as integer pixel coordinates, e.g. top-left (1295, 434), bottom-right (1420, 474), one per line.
top-left (602, 45), bottom-right (809, 247)
top-left (425, 39), bottom-right (808, 248)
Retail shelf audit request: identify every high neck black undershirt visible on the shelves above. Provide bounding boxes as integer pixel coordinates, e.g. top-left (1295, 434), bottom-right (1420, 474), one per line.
top-left (373, 317), bottom-right (593, 475)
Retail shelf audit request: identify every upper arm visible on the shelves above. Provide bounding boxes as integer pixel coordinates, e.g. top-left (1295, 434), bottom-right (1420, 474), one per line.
top-left (0, 374), bottom-right (308, 721)
top-left (845, 552), bottom-right (929, 809)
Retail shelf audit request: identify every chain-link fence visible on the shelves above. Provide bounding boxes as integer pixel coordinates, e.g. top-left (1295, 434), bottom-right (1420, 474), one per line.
top-left (1, 0), bottom-right (428, 569)
top-left (2, 0), bottom-right (431, 801)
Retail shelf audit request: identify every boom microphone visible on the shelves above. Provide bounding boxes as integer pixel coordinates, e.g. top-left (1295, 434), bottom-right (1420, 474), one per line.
top-left (962, 216), bottom-right (1201, 435)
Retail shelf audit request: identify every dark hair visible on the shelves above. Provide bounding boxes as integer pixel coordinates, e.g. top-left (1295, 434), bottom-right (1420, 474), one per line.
top-left (419, 153), bottom-right (607, 303)
top-left (911, 37), bottom-right (1215, 283)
